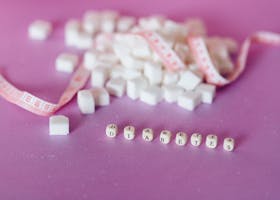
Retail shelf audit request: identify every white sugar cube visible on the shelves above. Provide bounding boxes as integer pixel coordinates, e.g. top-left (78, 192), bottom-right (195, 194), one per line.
top-left (91, 67), bottom-right (108, 87)
top-left (162, 71), bottom-right (179, 85)
top-left (140, 85), bottom-right (162, 105)
top-left (65, 19), bottom-right (81, 47)
top-left (206, 134), bottom-right (218, 149)
top-left (75, 32), bottom-right (94, 49)
top-left (117, 16), bottom-right (136, 32)
top-left (123, 125), bottom-right (136, 140)
top-left (144, 62), bottom-right (163, 85)
top-left (29, 20), bottom-right (52, 40)
top-left (122, 68), bottom-right (142, 81)
top-left (223, 137), bottom-right (235, 152)
top-left (175, 132), bottom-right (187, 146)
top-left (110, 65), bottom-right (124, 79)
top-left (195, 83), bottom-right (216, 104)
top-left (100, 10), bottom-right (118, 33)
top-left (95, 33), bottom-right (113, 52)
top-left (83, 50), bottom-right (99, 70)
top-left (49, 115), bottom-right (69, 135)
top-left (106, 123), bottom-right (118, 138)
top-left (178, 70), bottom-right (202, 90)
top-left (142, 128), bottom-right (154, 142)
top-left (127, 77), bottom-right (148, 100)
top-left (162, 85), bottom-right (184, 103)
top-left (82, 11), bottom-right (100, 34)
top-left (160, 130), bottom-right (172, 144)
top-left (177, 91), bottom-right (201, 111)
top-left (131, 36), bottom-right (152, 59)
top-left (119, 55), bottom-right (145, 70)
top-left (55, 53), bottom-right (79, 73)
top-left (139, 16), bottom-right (164, 31)
top-left (190, 133), bottom-right (202, 146)
top-left (106, 77), bottom-right (126, 97)
top-left (91, 87), bottom-right (110, 106)
top-left (77, 90), bottom-right (95, 114)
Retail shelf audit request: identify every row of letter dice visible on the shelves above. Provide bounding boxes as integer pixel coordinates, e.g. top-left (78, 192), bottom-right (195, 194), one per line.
top-left (106, 124), bottom-right (235, 151)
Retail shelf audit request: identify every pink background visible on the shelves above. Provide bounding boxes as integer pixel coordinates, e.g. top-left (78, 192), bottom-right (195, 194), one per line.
top-left (0, 0), bottom-right (279, 199)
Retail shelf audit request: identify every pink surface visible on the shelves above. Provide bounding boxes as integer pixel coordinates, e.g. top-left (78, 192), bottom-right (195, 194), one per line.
top-left (0, 0), bottom-right (280, 199)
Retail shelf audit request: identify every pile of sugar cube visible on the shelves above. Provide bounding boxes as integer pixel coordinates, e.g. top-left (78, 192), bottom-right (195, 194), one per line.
top-left (29, 11), bottom-right (238, 137)
top-left (29, 10), bottom-right (238, 115)
top-left (105, 123), bottom-right (235, 151)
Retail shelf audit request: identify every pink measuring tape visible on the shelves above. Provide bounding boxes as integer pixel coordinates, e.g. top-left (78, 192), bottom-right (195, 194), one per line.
top-left (0, 31), bottom-right (279, 116)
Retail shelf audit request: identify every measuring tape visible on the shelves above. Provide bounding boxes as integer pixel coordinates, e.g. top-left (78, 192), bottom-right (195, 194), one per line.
top-left (0, 31), bottom-right (279, 116)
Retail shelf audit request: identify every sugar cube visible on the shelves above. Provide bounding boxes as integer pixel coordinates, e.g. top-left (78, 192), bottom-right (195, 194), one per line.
top-left (82, 11), bottom-right (100, 34)
top-left (55, 53), bottom-right (79, 73)
top-left (49, 115), bottom-right (69, 135)
top-left (195, 83), bottom-right (216, 104)
top-left (177, 91), bottom-right (201, 111)
top-left (91, 87), bottom-right (110, 106)
top-left (162, 85), bottom-right (184, 103)
top-left (29, 20), bottom-right (52, 40)
top-left (178, 70), bottom-right (202, 90)
top-left (144, 62), bottom-right (163, 85)
top-left (91, 67), bottom-right (108, 87)
top-left (117, 16), bottom-right (136, 32)
top-left (65, 19), bottom-right (81, 47)
top-left (77, 90), bottom-right (95, 114)
top-left (127, 77), bottom-right (148, 100)
top-left (162, 71), bottom-right (179, 85)
top-left (140, 85), bottom-right (162, 105)
top-left (106, 77), bottom-right (126, 97)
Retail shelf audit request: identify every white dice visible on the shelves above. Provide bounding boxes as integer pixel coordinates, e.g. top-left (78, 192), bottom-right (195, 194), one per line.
top-left (190, 133), bottom-right (202, 146)
top-left (142, 128), bottom-right (154, 142)
top-left (140, 86), bottom-right (162, 105)
top-left (175, 132), bottom-right (187, 146)
top-left (195, 83), bottom-right (216, 104)
top-left (55, 53), bottom-right (79, 73)
top-left (206, 134), bottom-right (218, 149)
top-left (178, 70), bottom-right (202, 90)
top-left (160, 130), bottom-right (172, 144)
top-left (123, 126), bottom-right (136, 140)
top-left (49, 115), bottom-right (69, 135)
top-left (177, 91), bottom-right (201, 111)
top-left (77, 90), bottom-right (95, 114)
top-left (28, 20), bottom-right (52, 40)
top-left (223, 137), bottom-right (235, 152)
top-left (106, 123), bottom-right (118, 138)
top-left (91, 87), bottom-right (110, 106)
top-left (106, 77), bottom-right (126, 97)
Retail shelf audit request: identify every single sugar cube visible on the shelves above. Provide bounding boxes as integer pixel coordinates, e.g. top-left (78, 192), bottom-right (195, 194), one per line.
top-left (123, 125), bottom-right (136, 140)
top-left (206, 134), bottom-right (218, 149)
top-left (100, 10), bottom-right (118, 33)
top-left (83, 50), bottom-right (99, 70)
top-left (195, 83), bottom-right (216, 104)
top-left (144, 62), bottom-right (163, 85)
top-left (175, 132), bottom-right (187, 146)
top-left (91, 87), bottom-right (110, 106)
top-left (106, 123), bottom-right (118, 138)
top-left (65, 19), bottom-right (81, 47)
top-left (122, 68), bottom-right (142, 81)
top-left (223, 137), bottom-right (235, 152)
top-left (142, 128), bottom-right (154, 142)
top-left (55, 53), bottom-right (79, 73)
top-left (91, 67), bottom-right (108, 87)
top-left (106, 77), bottom-right (126, 97)
top-left (160, 130), bottom-right (172, 144)
top-left (75, 32), bottom-right (94, 50)
top-left (178, 70), bottom-right (202, 90)
top-left (162, 71), bottom-right (179, 85)
top-left (162, 85), bottom-right (184, 103)
top-left (77, 90), bottom-right (95, 114)
top-left (140, 85), bottom-right (162, 105)
top-left (29, 20), bottom-right (52, 40)
top-left (177, 91), bottom-right (201, 111)
top-left (49, 115), bottom-right (69, 135)
top-left (117, 16), bottom-right (136, 32)
top-left (82, 11), bottom-right (100, 34)
top-left (127, 77), bottom-right (148, 100)
top-left (190, 133), bottom-right (202, 146)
